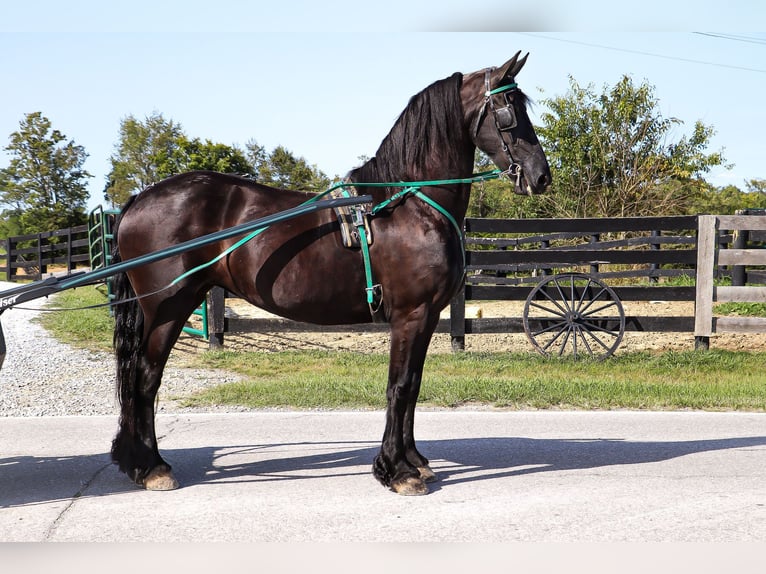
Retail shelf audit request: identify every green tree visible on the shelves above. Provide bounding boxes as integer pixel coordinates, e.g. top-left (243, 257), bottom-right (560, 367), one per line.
top-left (104, 113), bottom-right (262, 207)
top-left (254, 144), bottom-right (330, 192)
top-left (105, 115), bottom-right (331, 207)
top-left (103, 112), bottom-right (185, 206)
top-left (692, 183), bottom-right (766, 215)
top-left (536, 75), bottom-right (727, 218)
top-left (163, 136), bottom-right (255, 177)
top-left (0, 112), bottom-right (91, 233)
top-left (745, 179), bottom-right (766, 195)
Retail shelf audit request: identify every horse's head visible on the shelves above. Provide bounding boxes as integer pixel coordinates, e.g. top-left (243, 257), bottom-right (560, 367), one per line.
top-left (463, 52), bottom-right (552, 196)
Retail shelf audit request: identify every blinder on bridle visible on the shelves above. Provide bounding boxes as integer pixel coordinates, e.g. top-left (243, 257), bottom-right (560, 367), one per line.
top-left (493, 92), bottom-right (518, 132)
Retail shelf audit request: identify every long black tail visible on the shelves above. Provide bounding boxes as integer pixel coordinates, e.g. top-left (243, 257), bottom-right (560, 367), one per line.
top-left (110, 197), bottom-right (144, 468)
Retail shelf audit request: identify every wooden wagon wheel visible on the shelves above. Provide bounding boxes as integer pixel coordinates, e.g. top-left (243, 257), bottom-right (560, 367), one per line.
top-left (523, 273), bottom-right (625, 359)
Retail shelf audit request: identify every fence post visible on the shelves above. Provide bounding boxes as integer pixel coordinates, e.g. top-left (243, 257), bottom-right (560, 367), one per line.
top-left (3, 238), bottom-right (10, 280)
top-left (589, 233), bottom-right (600, 275)
top-left (541, 239), bottom-right (551, 276)
top-left (66, 227), bottom-right (74, 273)
top-left (694, 215), bottom-right (717, 351)
top-left (208, 287), bottom-right (226, 350)
top-left (450, 286), bottom-right (466, 352)
top-left (37, 232), bottom-right (44, 279)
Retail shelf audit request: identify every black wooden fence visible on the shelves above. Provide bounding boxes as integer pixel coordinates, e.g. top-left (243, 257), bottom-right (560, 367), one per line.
top-left (4, 213), bottom-right (762, 353)
top-left (206, 214), bottom-right (755, 350)
top-left (1, 225), bottom-right (90, 282)
top-left (449, 215), bottom-right (701, 349)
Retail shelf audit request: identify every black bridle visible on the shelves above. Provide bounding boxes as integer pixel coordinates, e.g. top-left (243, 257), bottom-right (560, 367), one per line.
top-left (471, 68), bottom-right (524, 189)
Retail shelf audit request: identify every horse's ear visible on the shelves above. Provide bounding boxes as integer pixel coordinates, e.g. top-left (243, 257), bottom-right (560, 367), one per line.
top-left (498, 51), bottom-right (529, 80)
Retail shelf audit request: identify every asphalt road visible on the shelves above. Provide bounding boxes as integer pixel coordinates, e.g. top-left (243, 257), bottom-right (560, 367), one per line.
top-left (2, 410), bottom-right (766, 542)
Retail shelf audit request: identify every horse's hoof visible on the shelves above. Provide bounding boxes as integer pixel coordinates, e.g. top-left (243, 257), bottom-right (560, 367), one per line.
top-left (391, 476), bottom-right (429, 496)
top-left (143, 467), bottom-right (180, 491)
top-left (418, 466), bottom-right (437, 483)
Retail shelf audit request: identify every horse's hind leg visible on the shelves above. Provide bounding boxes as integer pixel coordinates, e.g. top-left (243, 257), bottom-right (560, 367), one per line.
top-left (112, 296), bottom-right (198, 490)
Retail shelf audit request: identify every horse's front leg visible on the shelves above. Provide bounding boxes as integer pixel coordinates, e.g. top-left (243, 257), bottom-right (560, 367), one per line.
top-left (372, 307), bottom-right (438, 495)
top-left (404, 400), bottom-right (437, 483)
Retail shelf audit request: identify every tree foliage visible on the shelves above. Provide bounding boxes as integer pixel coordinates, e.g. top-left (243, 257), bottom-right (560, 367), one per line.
top-left (0, 112), bottom-right (91, 233)
top-left (247, 140), bottom-right (330, 191)
top-left (103, 112), bottom-right (185, 206)
top-left (528, 75), bottom-right (726, 219)
top-left (104, 115), bottom-right (330, 207)
top-left (690, 181), bottom-right (766, 215)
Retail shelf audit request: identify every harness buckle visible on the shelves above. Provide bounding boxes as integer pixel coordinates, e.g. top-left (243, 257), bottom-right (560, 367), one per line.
top-left (351, 205), bottom-right (366, 227)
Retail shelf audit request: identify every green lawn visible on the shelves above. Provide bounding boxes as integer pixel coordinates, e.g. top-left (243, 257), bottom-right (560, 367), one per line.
top-left (184, 348), bottom-right (766, 411)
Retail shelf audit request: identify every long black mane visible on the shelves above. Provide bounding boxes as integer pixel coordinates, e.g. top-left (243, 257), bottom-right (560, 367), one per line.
top-left (349, 72), bottom-right (470, 184)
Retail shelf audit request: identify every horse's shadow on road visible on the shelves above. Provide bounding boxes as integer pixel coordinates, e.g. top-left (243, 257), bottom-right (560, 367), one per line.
top-left (3, 434), bottom-right (766, 507)
top-left (169, 434), bottom-right (766, 491)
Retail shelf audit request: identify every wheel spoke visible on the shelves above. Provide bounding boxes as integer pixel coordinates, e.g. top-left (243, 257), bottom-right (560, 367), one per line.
top-left (528, 300), bottom-right (567, 318)
top-left (572, 323), bottom-right (579, 359)
top-left (579, 300), bottom-right (620, 318)
top-left (577, 287), bottom-right (610, 316)
top-left (557, 326), bottom-right (573, 357)
top-left (580, 319), bottom-right (621, 337)
top-left (578, 324), bottom-right (616, 352)
top-left (540, 325), bottom-right (569, 353)
top-left (552, 276), bottom-right (573, 314)
top-left (573, 278), bottom-right (594, 314)
top-left (531, 320), bottom-right (568, 337)
top-left (574, 325), bottom-right (595, 355)
top-left (537, 284), bottom-right (570, 316)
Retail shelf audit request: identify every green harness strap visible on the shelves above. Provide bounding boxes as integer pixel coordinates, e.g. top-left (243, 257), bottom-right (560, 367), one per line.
top-left (346, 174), bottom-right (493, 311)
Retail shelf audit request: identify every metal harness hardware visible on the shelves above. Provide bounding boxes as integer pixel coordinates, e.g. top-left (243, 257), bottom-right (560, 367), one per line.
top-left (330, 184), bottom-right (374, 249)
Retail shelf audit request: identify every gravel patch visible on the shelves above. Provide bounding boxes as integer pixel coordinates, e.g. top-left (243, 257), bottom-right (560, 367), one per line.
top-left (0, 281), bottom-right (243, 417)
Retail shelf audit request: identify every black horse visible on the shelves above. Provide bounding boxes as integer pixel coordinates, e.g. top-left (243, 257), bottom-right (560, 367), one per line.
top-left (111, 52), bottom-right (551, 495)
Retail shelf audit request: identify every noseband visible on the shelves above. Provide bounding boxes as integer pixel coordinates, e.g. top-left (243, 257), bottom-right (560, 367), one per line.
top-left (472, 68), bottom-right (524, 187)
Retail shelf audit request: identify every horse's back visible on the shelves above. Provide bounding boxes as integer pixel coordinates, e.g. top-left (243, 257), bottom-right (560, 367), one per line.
top-left (117, 171), bottom-right (373, 323)
top-left (128, 171), bottom-right (307, 220)
top-left (117, 171), bottom-right (315, 253)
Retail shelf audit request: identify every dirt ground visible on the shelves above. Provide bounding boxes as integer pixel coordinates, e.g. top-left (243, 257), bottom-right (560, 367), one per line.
top-left (171, 298), bottom-right (766, 359)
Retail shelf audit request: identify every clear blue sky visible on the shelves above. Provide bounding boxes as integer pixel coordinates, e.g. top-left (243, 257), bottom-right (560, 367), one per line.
top-left (2, 1), bottom-right (765, 211)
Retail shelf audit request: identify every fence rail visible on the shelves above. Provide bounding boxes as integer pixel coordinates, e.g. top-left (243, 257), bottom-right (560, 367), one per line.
top-left (449, 215), bottom-right (704, 350)
top-left (1, 225), bottom-right (90, 282)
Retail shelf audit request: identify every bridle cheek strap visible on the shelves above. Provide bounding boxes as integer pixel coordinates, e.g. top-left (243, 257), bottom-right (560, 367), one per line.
top-left (472, 68), bottom-right (523, 183)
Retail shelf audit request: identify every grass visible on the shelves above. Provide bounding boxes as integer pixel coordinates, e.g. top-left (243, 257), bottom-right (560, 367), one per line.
top-left (183, 349), bottom-right (766, 411)
top-left (27, 285), bottom-right (766, 412)
top-left (35, 284), bottom-right (114, 352)
top-left (713, 302), bottom-right (766, 317)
